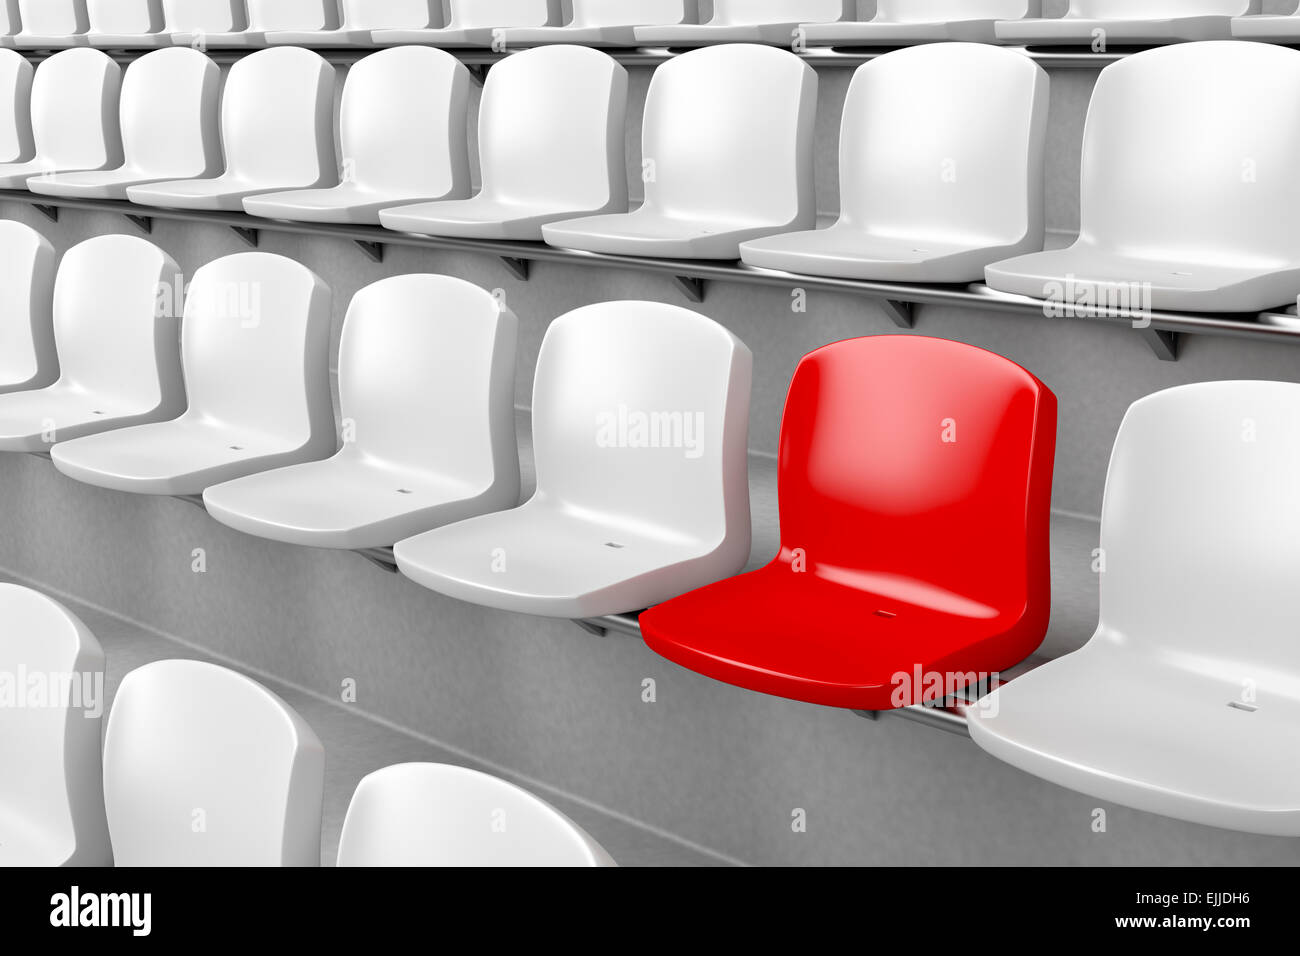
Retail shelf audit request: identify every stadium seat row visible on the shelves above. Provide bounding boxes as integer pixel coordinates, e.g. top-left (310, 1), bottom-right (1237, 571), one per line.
top-left (0, 584), bottom-right (615, 866)
top-left (4, 2), bottom-right (1300, 50)
top-left (3, 40), bottom-right (1299, 314)
top-left (1, 225), bottom-right (1297, 839)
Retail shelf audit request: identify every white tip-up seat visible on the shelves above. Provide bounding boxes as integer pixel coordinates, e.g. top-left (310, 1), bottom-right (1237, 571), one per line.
top-left (0, 48), bottom-right (33, 163)
top-left (104, 660), bottom-right (324, 866)
top-left (164, 0), bottom-right (247, 48)
top-left (543, 44), bottom-right (815, 261)
top-left (0, 48), bottom-right (121, 189)
top-left (28, 47), bottom-right (219, 200)
top-left (995, 1), bottom-right (1254, 46)
top-left (52, 253), bottom-right (334, 496)
top-left (267, 0), bottom-right (437, 47)
top-left (0, 222), bottom-right (55, 394)
top-left (802, 1), bottom-right (1043, 47)
top-left (395, 301), bottom-right (752, 619)
top-left (338, 764), bottom-right (616, 867)
top-left (1232, 9), bottom-right (1300, 40)
top-left (741, 44), bottom-right (1048, 283)
top-left (496, 0), bottom-right (693, 47)
top-left (127, 47), bottom-right (336, 211)
top-left (372, 0), bottom-right (559, 48)
top-left (0, 1), bottom-right (20, 48)
top-left (970, 381), bottom-right (1300, 836)
top-left (0, 585), bottom-right (112, 867)
top-left (85, 0), bottom-right (168, 48)
top-left (0, 236), bottom-right (184, 453)
top-left (12, 0), bottom-right (89, 49)
top-left (244, 47), bottom-right (470, 226)
top-left (380, 45), bottom-right (626, 241)
top-left (635, 0), bottom-right (852, 46)
top-left (205, 275), bottom-right (521, 551)
top-left (986, 42), bottom-right (1300, 314)
top-left (172, 0), bottom-right (335, 48)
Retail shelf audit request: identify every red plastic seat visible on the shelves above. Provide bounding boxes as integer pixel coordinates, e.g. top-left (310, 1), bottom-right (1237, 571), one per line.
top-left (640, 335), bottom-right (1057, 711)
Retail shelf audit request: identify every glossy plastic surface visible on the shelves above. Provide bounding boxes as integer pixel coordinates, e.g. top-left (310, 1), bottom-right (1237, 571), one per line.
top-left (245, 47), bottom-right (470, 225)
top-left (164, 0), bottom-right (246, 47)
top-left (641, 335), bottom-right (1057, 711)
top-left (497, 0), bottom-right (692, 47)
top-left (803, 1), bottom-right (1041, 46)
top-left (338, 764), bottom-right (616, 866)
top-left (0, 48), bottom-right (121, 189)
top-left (171, 0), bottom-right (334, 47)
top-left (371, 0), bottom-right (559, 48)
top-left (0, 235), bottom-right (183, 452)
top-left (0, 48), bottom-right (31, 161)
top-left (267, 0), bottom-right (436, 47)
top-left (51, 253), bottom-right (335, 495)
top-left (380, 45), bottom-right (626, 241)
top-left (85, 0), bottom-right (167, 48)
top-left (987, 42), bottom-right (1300, 313)
top-left (969, 381), bottom-right (1300, 836)
top-left (0, 221), bottom-right (55, 393)
top-left (103, 659), bottom-right (324, 866)
top-left (635, 0), bottom-right (851, 45)
top-left (0, 584), bottom-right (112, 867)
top-left (995, 0), bottom-right (1255, 45)
top-left (543, 44), bottom-right (814, 260)
top-left (204, 274), bottom-right (520, 550)
top-left (741, 44), bottom-right (1047, 282)
top-left (127, 47), bottom-right (336, 210)
top-left (13, 0), bottom-right (88, 49)
top-left (30, 47), bottom-right (219, 199)
top-left (395, 300), bottom-right (752, 619)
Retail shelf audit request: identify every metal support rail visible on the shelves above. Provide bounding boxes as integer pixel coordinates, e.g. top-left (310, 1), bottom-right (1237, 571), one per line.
top-left (5, 190), bottom-right (1299, 361)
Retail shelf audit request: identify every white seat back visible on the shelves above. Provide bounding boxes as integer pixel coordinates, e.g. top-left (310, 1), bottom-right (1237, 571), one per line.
top-left (446, 0), bottom-right (558, 30)
top-left (163, 0), bottom-right (243, 34)
top-left (1097, 382), bottom-right (1300, 681)
top-left (0, 48), bottom-right (33, 162)
top-left (119, 47), bottom-right (220, 179)
top-left (0, 222), bottom-right (55, 390)
top-left (477, 45), bottom-right (626, 213)
top-left (339, 0), bottom-right (436, 30)
top-left (179, 252), bottom-right (334, 453)
top-left (220, 47), bottom-right (337, 189)
top-left (640, 44), bottom-right (815, 226)
top-left (570, 0), bottom-right (692, 28)
top-left (17, 0), bottom-right (88, 37)
top-left (1068, 1), bottom-right (1256, 17)
top-left (103, 659), bottom-right (324, 866)
top-left (532, 301), bottom-right (751, 546)
top-left (0, 0), bottom-right (18, 37)
top-left (839, 44), bottom-right (1048, 246)
top-left (52, 235), bottom-right (184, 416)
top-left (0, 586), bottom-right (110, 867)
top-left (87, 0), bottom-right (163, 35)
top-left (706, 0), bottom-right (850, 25)
top-left (875, 1), bottom-right (1041, 21)
top-left (245, 0), bottom-right (336, 32)
top-left (338, 764), bottom-right (615, 866)
top-left (29, 48), bottom-right (122, 175)
top-left (1079, 42), bottom-right (1300, 263)
top-left (340, 47), bottom-right (470, 198)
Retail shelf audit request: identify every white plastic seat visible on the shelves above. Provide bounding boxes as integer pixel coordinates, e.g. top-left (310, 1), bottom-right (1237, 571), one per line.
top-left (244, 47), bottom-right (470, 226)
top-left (0, 48), bottom-right (33, 162)
top-left (172, 0), bottom-right (334, 48)
top-left (371, 0), bottom-right (559, 49)
top-left (803, 1), bottom-right (1042, 46)
top-left (338, 764), bottom-right (615, 866)
top-left (52, 253), bottom-right (334, 495)
top-left (0, 1), bottom-right (20, 48)
top-left (204, 274), bottom-right (520, 550)
top-left (85, 0), bottom-right (167, 48)
top-left (995, 1), bottom-right (1255, 46)
top-left (380, 45), bottom-right (625, 241)
top-left (28, 47), bottom-right (219, 200)
top-left (395, 301), bottom-right (752, 619)
top-left (0, 48), bottom-right (121, 189)
top-left (103, 659), bottom-right (324, 866)
top-left (986, 42), bottom-right (1300, 313)
top-left (164, 0), bottom-right (245, 48)
top-left (127, 47), bottom-right (336, 211)
top-left (741, 44), bottom-right (1047, 283)
top-left (634, 0), bottom-right (852, 46)
top-left (1232, 9), bottom-right (1300, 41)
top-left (543, 44), bottom-right (815, 261)
top-left (12, 0), bottom-right (88, 49)
top-left (267, 0), bottom-right (437, 47)
top-left (496, 1), bottom-right (692, 47)
top-left (0, 222), bottom-right (55, 394)
top-left (0, 585), bottom-right (112, 868)
top-left (0, 235), bottom-right (183, 452)
top-left (969, 381), bottom-right (1300, 836)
